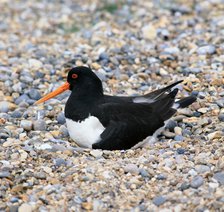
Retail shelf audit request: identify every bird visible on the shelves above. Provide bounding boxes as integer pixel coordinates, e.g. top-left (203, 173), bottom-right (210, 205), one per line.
top-left (35, 66), bottom-right (196, 150)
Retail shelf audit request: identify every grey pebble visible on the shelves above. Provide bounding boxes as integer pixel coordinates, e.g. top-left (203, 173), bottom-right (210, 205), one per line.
top-left (195, 165), bottom-right (210, 173)
top-left (218, 114), bottom-right (224, 122)
top-left (139, 168), bottom-right (150, 178)
top-left (54, 158), bottom-right (67, 166)
top-left (33, 119), bottom-right (46, 131)
top-left (157, 174), bottom-right (167, 180)
top-left (99, 52), bottom-right (109, 61)
top-left (177, 148), bottom-right (186, 154)
top-left (214, 172), bottom-right (224, 185)
top-left (0, 101), bottom-right (9, 113)
top-left (28, 89), bottom-right (41, 100)
top-left (34, 171), bottom-right (46, 179)
top-left (180, 182), bottom-right (190, 191)
top-left (190, 175), bottom-right (204, 188)
top-left (15, 94), bottom-right (30, 105)
top-left (0, 171), bottom-right (10, 178)
top-left (216, 98), bottom-right (224, 108)
top-left (59, 125), bottom-right (69, 137)
top-left (11, 110), bottom-right (23, 118)
top-left (10, 197), bottom-right (19, 203)
top-left (165, 120), bottom-right (177, 131)
top-left (20, 120), bottom-right (33, 131)
top-left (152, 196), bottom-right (166, 206)
top-left (174, 135), bottom-right (184, 141)
top-left (197, 45), bottom-right (216, 55)
top-left (124, 163), bottom-right (139, 174)
top-left (57, 112), bottom-right (66, 124)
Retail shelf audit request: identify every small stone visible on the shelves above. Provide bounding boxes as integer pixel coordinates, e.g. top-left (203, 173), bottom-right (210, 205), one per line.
top-left (59, 125), bottom-right (69, 137)
top-left (28, 89), bottom-right (41, 100)
top-left (197, 45), bottom-right (216, 55)
top-left (214, 172), bottom-right (224, 185)
top-left (142, 24), bottom-right (157, 40)
top-left (0, 101), bottom-right (10, 113)
top-left (190, 175), bottom-right (204, 188)
top-left (165, 120), bottom-right (177, 131)
top-left (11, 110), bottom-right (23, 118)
top-left (10, 197), bottom-right (19, 203)
top-left (54, 158), bottom-right (67, 166)
top-left (207, 131), bottom-right (223, 140)
top-left (57, 112), bottom-right (66, 124)
top-left (34, 171), bottom-right (46, 179)
top-left (90, 149), bottom-right (103, 158)
top-left (15, 94), bottom-right (30, 105)
top-left (174, 126), bottom-right (182, 135)
top-left (124, 164), bottom-right (139, 174)
top-left (153, 196), bottom-right (166, 206)
top-left (216, 98), bottom-right (224, 108)
top-left (33, 119), bottom-right (46, 131)
top-left (18, 203), bottom-right (33, 212)
top-left (0, 171), bottom-right (10, 178)
top-left (177, 148), bottom-right (186, 154)
top-left (164, 47), bottom-right (180, 54)
top-left (174, 135), bottom-right (184, 141)
top-left (20, 120), bottom-right (33, 131)
top-left (218, 114), bottom-right (224, 122)
top-left (29, 58), bottom-right (43, 70)
top-left (195, 165), bottom-right (210, 173)
top-left (179, 182), bottom-right (190, 191)
top-left (197, 108), bottom-right (208, 114)
top-left (81, 202), bottom-right (93, 210)
top-left (139, 169), bottom-right (150, 178)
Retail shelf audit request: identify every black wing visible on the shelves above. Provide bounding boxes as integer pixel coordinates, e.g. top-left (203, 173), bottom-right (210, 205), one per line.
top-left (103, 80), bottom-right (183, 104)
top-left (92, 89), bottom-right (178, 150)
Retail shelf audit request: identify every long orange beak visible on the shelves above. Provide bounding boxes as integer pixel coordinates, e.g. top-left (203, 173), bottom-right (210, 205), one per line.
top-left (35, 82), bottom-right (70, 104)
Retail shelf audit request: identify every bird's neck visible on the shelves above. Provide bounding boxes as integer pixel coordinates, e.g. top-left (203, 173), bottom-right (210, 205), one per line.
top-left (64, 88), bottom-right (103, 122)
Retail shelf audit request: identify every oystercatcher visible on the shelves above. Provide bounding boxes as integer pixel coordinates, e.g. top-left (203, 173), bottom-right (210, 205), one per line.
top-left (35, 66), bottom-right (196, 150)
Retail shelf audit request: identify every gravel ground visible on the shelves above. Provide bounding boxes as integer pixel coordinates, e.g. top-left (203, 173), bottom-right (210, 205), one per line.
top-left (0, 0), bottom-right (224, 211)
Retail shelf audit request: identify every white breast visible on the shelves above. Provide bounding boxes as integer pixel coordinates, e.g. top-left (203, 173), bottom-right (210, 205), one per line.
top-left (66, 116), bottom-right (105, 148)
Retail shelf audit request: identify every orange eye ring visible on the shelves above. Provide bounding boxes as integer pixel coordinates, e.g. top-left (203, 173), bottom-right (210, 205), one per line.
top-left (72, 74), bottom-right (78, 79)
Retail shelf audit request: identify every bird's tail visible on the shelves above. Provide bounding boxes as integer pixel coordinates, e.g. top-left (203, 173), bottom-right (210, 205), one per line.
top-left (173, 96), bottom-right (197, 109)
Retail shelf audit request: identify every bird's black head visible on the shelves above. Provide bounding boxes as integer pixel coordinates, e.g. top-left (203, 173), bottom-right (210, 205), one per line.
top-left (35, 66), bottom-right (104, 105)
top-left (67, 66), bottom-right (103, 95)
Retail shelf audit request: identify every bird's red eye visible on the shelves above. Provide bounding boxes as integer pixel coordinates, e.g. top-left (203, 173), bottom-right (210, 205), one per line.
top-left (72, 74), bottom-right (78, 79)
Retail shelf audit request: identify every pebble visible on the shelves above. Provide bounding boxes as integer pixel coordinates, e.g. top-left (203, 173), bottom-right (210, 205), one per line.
top-left (174, 126), bottom-right (182, 135)
top-left (124, 164), bottom-right (139, 174)
top-left (29, 59), bottom-right (43, 70)
top-left (57, 112), bottom-right (66, 124)
top-left (177, 148), bottom-right (186, 154)
top-left (190, 176), bottom-right (204, 188)
top-left (195, 165), bottom-right (210, 173)
top-left (142, 24), bottom-right (157, 40)
top-left (214, 172), bottom-right (224, 185)
top-left (15, 94), bottom-right (30, 105)
top-left (18, 203), bottom-right (33, 212)
top-left (33, 119), bottom-right (46, 131)
top-left (0, 171), bottom-right (10, 178)
top-left (174, 135), bottom-right (184, 141)
top-left (11, 110), bottom-right (23, 118)
top-left (90, 149), bottom-right (103, 158)
top-left (165, 120), bottom-right (177, 131)
top-left (28, 89), bottom-right (41, 100)
top-left (153, 196), bottom-right (166, 206)
top-left (54, 158), bottom-right (67, 166)
top-left (0, 101), bottom-right (9, 113)
top-left (218, 114), bottom-right (224, 122)
top-left (197, 45), bottom-right (216, 55)
top-left (20, 120), bottom-right (33, 131)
